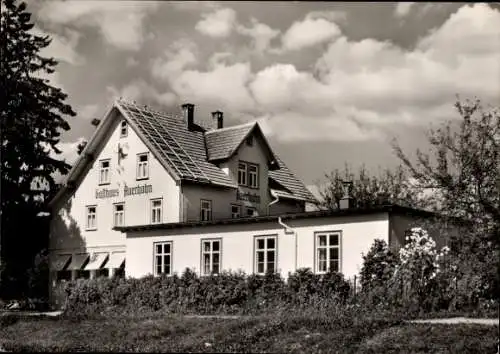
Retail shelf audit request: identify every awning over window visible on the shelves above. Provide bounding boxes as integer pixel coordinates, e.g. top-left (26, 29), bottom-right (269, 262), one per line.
top-left (67, 253), bottom-right (90, 271)
top-left (51, 255), bottom-right (71, 271)
top-left (84, 253), bottom-right (109, 271)
top-left (107, 252), bottom-right (125, 269)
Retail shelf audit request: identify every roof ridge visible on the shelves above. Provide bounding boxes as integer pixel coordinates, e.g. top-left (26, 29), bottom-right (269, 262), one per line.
top-left (204, 121), bottom-right (256, 135)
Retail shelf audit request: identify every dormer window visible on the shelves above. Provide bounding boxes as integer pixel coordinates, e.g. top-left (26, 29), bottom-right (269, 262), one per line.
top-left (238, 161), bottom-right (259, 188)
top-left (238, 162), bottom-right (247, 186)
top-left (246, 135), bottom-right (253, 146)
top-left (248, 164), bottom-right (258, 188)
top-left (120, 120), bottom-right (128, 138)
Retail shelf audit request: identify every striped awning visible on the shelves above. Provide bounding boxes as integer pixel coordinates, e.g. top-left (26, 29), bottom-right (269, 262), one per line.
top-left (84, 253), bottom-right (109, 271)
top-left (107, 252), bottom-right (125, 269)
top-left (50, 255), bottom-right (71, 271)
top-left (67, 253), bottom-right (90, 271)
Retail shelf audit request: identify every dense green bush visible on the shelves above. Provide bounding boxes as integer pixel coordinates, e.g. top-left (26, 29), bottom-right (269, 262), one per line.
top-left (61, 268), bottom-right (351, 318)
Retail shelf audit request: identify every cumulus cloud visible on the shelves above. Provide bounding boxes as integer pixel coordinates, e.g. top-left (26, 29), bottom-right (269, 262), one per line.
top-left (107, 80), bottom-right (177, 107)
top-left (31, 26), bottom-right (84, 65)
top-left (237, 18), bottom-right (280, 53)
top-left (195, 8), bottom-right (237, 38)
top-left (151, 39), bottom-right (198, 80)
top-left (37, 1), bottom-right (157, 50)
top-left (281, 14), bottom-right (341, 51)
top-left (77, 104), bottom-right (100, 120)
top-left (394, 2), bottom-right (416, 18)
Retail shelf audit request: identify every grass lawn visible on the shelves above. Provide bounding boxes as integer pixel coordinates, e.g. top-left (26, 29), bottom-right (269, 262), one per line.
top-left (1, 313), bottom-right (498, 353)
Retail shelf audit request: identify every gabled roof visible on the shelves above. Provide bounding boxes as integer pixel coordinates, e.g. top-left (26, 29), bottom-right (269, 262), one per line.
top-left (205, 122), bottom-right (278, 167)
top-left (49, 99), bottom-right (318, 208)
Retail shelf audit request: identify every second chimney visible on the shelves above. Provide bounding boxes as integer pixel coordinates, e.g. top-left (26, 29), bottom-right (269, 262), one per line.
top-left (182, 103), bottom-right (195, 130)
top-left (211, 110), bottom-right (223, 129)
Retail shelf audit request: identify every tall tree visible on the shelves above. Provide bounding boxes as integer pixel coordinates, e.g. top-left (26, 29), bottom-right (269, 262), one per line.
top-left (393, 98), bottom-right (499, 298)
top-left (0, 0), bottom-right (75, 296)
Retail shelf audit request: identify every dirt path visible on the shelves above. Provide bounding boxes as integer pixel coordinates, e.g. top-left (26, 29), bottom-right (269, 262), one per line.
top-left (408, 317), bottom-right (499, 325)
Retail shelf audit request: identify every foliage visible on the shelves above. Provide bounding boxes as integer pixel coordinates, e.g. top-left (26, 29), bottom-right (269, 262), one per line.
top-left (60, 268), bottom-right (352, 318)
top-left (319, 164), bottom-right (423, 211)
top-left (393, 98), bottom-right (499, 299)
top-left (0, 0), bottom-right (76, 297)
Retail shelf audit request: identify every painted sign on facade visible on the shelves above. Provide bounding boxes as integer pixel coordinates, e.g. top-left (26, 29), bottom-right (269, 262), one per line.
top-left (95, 184), bottom-right (153, 199)
top-left (237, 191), bottom-right (261, 203)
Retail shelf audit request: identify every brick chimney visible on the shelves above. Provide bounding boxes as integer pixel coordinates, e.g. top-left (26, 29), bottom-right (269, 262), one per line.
top-left (181, 103), bottom-right (195, 130)
top-left (211, 111), bottom-right (223, 129)
top-left (339, 180), bottom-right (355, 209)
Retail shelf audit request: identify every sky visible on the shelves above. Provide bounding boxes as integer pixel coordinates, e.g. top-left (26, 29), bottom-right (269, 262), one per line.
top-left (26, 1), bottom-right (500, 195)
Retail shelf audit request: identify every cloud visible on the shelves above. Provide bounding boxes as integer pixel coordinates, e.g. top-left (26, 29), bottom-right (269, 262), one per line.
top-left (37, 1), bottom-right (157, 50)
top-left (107, 80), bottom-right (177, 107)
top-left (195, 8), bottom-right (237, 38)
top-left (44, 137), bottom-right (87, 165)
top-left (394, 2), bottom-right (416, 18)
top-left (77, 104), bottom-right (100, 120)
top-left (281, 14), bottom-right (341, 51)
top-left (237, 18), bottom-right (280, 53)
top-left (32, 26), bottom-right (83, 65)
top-left (151, 39), bottom-right (198, 80)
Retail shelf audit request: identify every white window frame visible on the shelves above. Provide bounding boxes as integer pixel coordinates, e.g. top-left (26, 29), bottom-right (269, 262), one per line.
top-left (231, 204), bottom-right (241, 219)
top-left (151, 199), bottom-right (163, 224)
top-left (254, 235), bottom-right (277, 275)
top-left (113, 203), bottom-right (125, 227)
top-left (237, 162), bottom-right (247, 186)
top-left (200, 199), bottom-right (212, 221)
top-left (154, 241), bottom-right (172, 276)
top-left (248, 164), bottom-right (259, 188)
top-left (201, 239), bottom-right (221, 276)
top-left (86, 205), bottom-right (97, 230)
top-left (137, 153), bottom-right (149, 180)
top-left (315, 232), bottom-right (341, 274)
top-left (99, 159), bottom-right (110, 185)
top-left (120, 120), bottom-right (128, 138)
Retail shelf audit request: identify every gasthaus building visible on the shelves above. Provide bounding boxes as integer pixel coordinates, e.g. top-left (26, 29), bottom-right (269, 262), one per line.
top-left (48, 99), bottom-right (448, 300)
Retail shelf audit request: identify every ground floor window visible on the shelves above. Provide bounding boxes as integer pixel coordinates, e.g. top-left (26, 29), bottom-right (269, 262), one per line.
top-left (113, 266), bottom-right (125, 278)
top-left (201, 239), bottom-right (221, 275)
top-left (96, 268), bottom-right (109, 278)
top-left (154, 242), bottom-right (172, 276)
top-left (76, 270), bottom-right (91, 279)
top-left (315, 232), bottom-right (341, 273)
top-left (254, 235), bottom-right (277, 274)
top-left (56, 270), bottom-right (71, 282)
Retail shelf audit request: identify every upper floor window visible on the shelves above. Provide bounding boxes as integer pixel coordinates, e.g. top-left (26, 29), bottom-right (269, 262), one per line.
top-left (238, 162), bottom-right (247, 186)
top-left (154, 242), bottom-right (172, 276)
top-left (137, 153), bottom-right (149, 180)
top-left (86, 206), bottom-right (97, 230)
top-left (201, 239), bottom-right (221, 275)
top-left (120, 120), bottom-right (128, 138)
top-left (255, 235), bottom-right (276, 275)
top-left (99, 159), bottom-right (110, 185)
top-left (247, 207), bottom-right (258, 217)
top-left (231, 204), bottom-right (241, 219)
top-left (315, 232), bottom-right (341, 274)
top-left (113, 203), bottom-right (124, 227)
top-left (237, 161), bottom-right (259, 188)
top-left (151, 199), bottom-right (162, 224)
top-left (200, 199), bottom-right (212, 221)
top-left (248, 164), bottom-right (259, 188)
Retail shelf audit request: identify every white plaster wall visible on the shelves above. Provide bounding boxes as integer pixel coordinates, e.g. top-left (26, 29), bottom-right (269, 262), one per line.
top-left (125, 212), bottom-right (389, 280)
top-left (49, 109), bottom-right (180, 256)
top-left (181, 184), bottom-right (237, 221)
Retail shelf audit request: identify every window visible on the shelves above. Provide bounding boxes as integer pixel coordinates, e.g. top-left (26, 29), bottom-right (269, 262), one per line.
top-left (113, 203), bottom-right (124, 227)
top-left (231, 205), bottom-right (241, 218)
top-left (86, 206), bottom-right (97, 230)
top-left (255, 236), bottom-right (277, 274)
top-left (120, 120), bottom-right (128, 138)
top-left (316, 232), bottom-right (341, 274)
top-left (137, 153), bottom-right (149, 180)
top-left (201, 239), bottom-right (221, 275)
top-left (96, 268), bottom-right (109, 278)
top-left (99, 159), bottom-right (110, 185)
top-left (200, 200), bottom-right (212, 221)
top-left (247, 207), bottom-right (258, 217)
top-left (151, 199), bottom-right (162, 224)
top-left (57, 270), bottom-right (71, 282)
top-left (246, 135), bottom-right (253, 146)
top-left (238, 162), bottom-right (247, 186)
top-left (154, 242), bottom-right (172, 276)
top-left (248, 164), bottom-right (259, 188)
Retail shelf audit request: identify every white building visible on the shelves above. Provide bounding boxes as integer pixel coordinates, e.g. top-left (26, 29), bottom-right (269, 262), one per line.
top-left (48, 100), bottom-right (448, 300)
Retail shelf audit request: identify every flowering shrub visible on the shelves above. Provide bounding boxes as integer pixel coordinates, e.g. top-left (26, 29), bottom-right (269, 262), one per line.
top-left (392, 227), bottom-right (450, 311)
